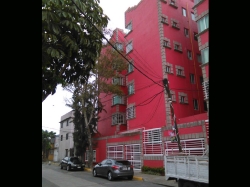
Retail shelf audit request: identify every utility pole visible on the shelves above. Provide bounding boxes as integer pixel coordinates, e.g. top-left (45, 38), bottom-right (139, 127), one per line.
top-left (163, 78), bottom-right (182, 152)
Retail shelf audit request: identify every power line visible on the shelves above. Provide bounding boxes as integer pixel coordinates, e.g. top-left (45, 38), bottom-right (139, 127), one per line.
top-left (70, 0), bottom-right (163, 89)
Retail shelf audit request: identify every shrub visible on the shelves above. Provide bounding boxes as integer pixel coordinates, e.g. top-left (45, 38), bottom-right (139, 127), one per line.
top-left (141, 166), bottom-right (165, 175)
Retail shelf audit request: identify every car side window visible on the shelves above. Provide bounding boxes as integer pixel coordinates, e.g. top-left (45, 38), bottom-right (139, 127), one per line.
top-left (101, 159), bottom-right (107, 165)
top-left (106, 160), bottom-right (112, 165)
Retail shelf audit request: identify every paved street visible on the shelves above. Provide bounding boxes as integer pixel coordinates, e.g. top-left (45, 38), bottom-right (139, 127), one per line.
top-left (42, 163), bottom-right (170, 187)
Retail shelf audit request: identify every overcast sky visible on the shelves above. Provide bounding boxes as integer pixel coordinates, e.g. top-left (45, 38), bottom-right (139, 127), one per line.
top-left (42, 0), bottom-right (141, 135)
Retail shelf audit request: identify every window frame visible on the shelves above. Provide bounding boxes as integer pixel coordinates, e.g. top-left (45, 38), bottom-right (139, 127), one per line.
top-left (187, 50), bottom-right (192, 60)
top-left (182, 8), bottom-right (187, 17)
top-left (190, 74), bottom-right (195, 84)
top-left (126, 105), bottom-right (135, 119)
top-left (112, 113), bottom-right (125, 125)
top-left (128, 83), bottom-right (134, 95)
top-left (193, 99), bottom-right (199, 110)
top-left (191, 12), bottom-right (195, 21)
top-left (184, 28), bottom-right (189, 37)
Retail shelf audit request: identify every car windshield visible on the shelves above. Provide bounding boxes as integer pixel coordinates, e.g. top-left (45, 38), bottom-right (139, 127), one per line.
top-left (115, 161), bottom-right (130, 166)
top-left (70, 158), bottom-right (81, 164)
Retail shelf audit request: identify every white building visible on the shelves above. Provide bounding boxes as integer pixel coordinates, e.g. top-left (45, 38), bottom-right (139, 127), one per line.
top-left (53, 135), bottom-right (60, 162)
top-left (58, 110), bottom-right (75, 161)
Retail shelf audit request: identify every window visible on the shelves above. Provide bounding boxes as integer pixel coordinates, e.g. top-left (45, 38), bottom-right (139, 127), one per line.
top-left (194, 32), bottom-right (198, 41)
top-left (177, 69), bottom-right (182, 75)
top-left (65, 149), bottom-right (68, 157)
top-left (66, 119), bottom-right (69, 126)
top-left (126, 105), bottom-right (135, 119)
top-left (197, 14), bottom-right (209, 33)
top-left (112, 77), bottom-right (124, 85)
top-left (190, 74), bottom-right (195, 84)
top-left (166, 66), bottom-right (171, 73)
top-left (174, 44), bottom-right (179, 50)
top-left (60, 122), bottom-right (63, 128)
top-left (128, 83), bottom-right (134, 95)
top-left (197, 54), bottom-right (201, 63)
top-left (204, 101), bottom-right (208, 111)
top-left (112, 95), bottom-right (124, 105)
top-left (163, 40), bottom-right (171, 48)
top-left (179, 92), bottom-right (188, 104)
top-left (126, 22), bottom-right (132, 31)
top-left (193, 99), bottom-right (198, 110)
top-left (128, 61), bottom-right (134, 73)
top-left (126, 42), bottom-right (133, 54)
top-left (112, 113), bottom-right (125, 125)
top-left (184, 28), bottom-right (189, 37)
top-left (173, 41), bottom-right (182, 52)
top-left (115, 43), bottom-right (123, 51)
top-left (107, 146), bottom-right (123, 159)
top-left (191, 12), bottom-right (195, 21)
top-left (201, 47), bottom-right (209, 64)
top-left (200, 76), bottom-right (204, 85)
top-left (143, 128), bottom-right (163, 155)
top-left (182, 8), bottom-right (187, 17)
top-left (66, 133), bottom-right (68, 140)
top-left (180, 96), bottom-right (185, 103)
top-left (161, 16), bottom-right (168, 24)
top-left (170, 90), bottom-right (176, 102)
top-left (166, 63), bottom-right (173, 74)
top-left (194, 0), bottom-right (202, 5)
top-left (176, 66), bottom-right (185, 77)
top-left (61, 135), bottom-right (63, 141)
top-left (171, 19), bottom-right (180, 29)
top-left (187, 50), bottom-right (192, 60)
top-left (169, 0), bottom-right (178, 8)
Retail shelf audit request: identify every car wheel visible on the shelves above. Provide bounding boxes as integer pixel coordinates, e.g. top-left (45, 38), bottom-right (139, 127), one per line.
top-left (107, 171), bottom-right (113, 181)
top-left (67, 165), bottom-right (71, 171)
top-left (128, 176), bottom-right (133, 180)
top-left (93, 169), bottom-right (97, 177)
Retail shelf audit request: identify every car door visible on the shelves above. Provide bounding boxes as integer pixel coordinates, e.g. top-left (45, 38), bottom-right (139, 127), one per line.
top-left (98, 159), bottom-right (107, 176)
top-left (103, 159), bottom-right (112, 176)
top-left (62, 157), bottom-right (68, 168)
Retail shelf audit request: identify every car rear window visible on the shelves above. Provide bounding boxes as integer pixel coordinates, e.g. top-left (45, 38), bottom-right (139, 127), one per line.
top-left (70, 158), bottom-right (81, 164)
top-left (115, 161), bottom-right (130, 165)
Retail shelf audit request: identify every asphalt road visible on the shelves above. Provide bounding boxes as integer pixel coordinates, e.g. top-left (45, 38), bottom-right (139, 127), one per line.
top-left (42, 163), bottom-right (166, 187)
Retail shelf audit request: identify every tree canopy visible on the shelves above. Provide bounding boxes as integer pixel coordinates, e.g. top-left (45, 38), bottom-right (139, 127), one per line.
top-left (42, 129), bottom-right (56, 159)
top-left (42, 0), bottom-right (109, 102)
top-left (65, 45), bottom-right (128, 168)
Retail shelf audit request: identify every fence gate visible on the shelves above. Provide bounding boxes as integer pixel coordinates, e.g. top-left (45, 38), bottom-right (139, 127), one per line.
top-left (125, 144), bottom-right (141, 170)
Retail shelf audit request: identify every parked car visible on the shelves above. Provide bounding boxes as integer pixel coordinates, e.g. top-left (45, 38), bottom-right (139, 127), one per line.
top-left (92, 159), bottom-right (134, 181)
top-left (60, 156), bottom-right (85, 171)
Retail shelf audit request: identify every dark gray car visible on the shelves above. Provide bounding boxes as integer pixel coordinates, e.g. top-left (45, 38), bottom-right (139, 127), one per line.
top-left (60, 156), bottom-right (85, 171)
top-left (93, 159), bottom-right (134, 181)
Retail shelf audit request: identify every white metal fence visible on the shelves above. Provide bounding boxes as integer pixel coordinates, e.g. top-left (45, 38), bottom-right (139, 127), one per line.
top-left (165, 138), bottom-right (206, 156)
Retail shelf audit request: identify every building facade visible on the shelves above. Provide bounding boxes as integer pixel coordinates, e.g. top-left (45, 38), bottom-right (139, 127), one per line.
top-left (58, 110), bottom-right (75, 161)
top-left (192, 0), bottom-right (209, 145)
top-left (192, 0), bottom-right (209, 115)
top-left (92, 0), bottom-right (209, 169)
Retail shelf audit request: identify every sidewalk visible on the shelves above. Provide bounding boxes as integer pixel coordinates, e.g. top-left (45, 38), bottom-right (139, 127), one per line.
top-left (43, 161), bottom-right (178, 187)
